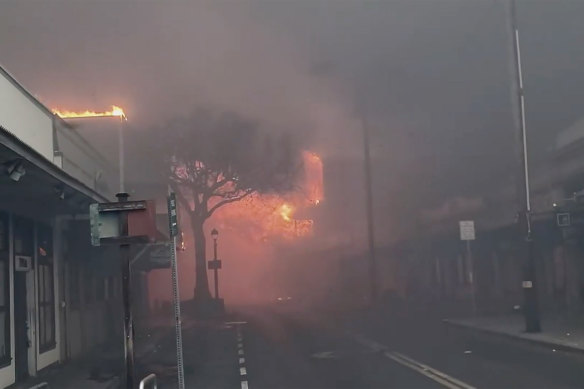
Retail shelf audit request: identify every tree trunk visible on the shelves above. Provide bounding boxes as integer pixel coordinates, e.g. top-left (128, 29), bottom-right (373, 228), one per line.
top-left (192, 217), bottom-right (211, 301)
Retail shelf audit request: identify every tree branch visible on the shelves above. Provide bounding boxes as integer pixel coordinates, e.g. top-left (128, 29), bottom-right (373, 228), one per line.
top-left (207, 189), bottom-right (254, 218)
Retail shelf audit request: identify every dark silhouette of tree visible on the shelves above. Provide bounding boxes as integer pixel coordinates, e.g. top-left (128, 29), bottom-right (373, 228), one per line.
top-left (163, 109), bottom-right (302, 302)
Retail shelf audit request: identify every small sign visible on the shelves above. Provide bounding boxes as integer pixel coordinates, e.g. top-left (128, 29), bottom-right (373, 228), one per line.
top-left (168, 193), bottom-right (179, 237)
top-left (522, 280), bottom-right (533, 288)
top-left (89, 200), bottom-right (156, 246)
top-left (208, 259), bottom-right (222, 270)
top-left (557, 213), bottom-right (570, 227)
top-left (98, 200), bottom-right (147, 212)
top-left (459, 220), bottom-right (475, 241)
top-left (14, 255), bottom-right (32, 272)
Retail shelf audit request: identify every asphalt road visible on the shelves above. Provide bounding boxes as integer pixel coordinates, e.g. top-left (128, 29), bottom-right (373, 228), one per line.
top-left (227, 304), bottom-right (584, 389)
top-left (135, 303), bottom-right (584, 389)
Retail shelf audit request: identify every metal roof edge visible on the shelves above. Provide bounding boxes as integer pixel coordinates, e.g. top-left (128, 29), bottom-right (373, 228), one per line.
top-left (0, 124), bottom-right (109, 203)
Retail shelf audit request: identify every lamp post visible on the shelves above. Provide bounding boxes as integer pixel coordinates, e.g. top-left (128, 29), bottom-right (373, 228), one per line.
top-left (508, 0), bottom-right (541, 332)
top-left (361, 114), bottom-right (378, 304)
top-left (211, 228), bottom-right (220, 299)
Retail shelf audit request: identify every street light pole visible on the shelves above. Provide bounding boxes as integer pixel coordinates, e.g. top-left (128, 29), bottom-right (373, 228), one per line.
top-left (508, 0), bottom-right (540, 332)
top-left (361, 114), bottom-right (378, 304)
top-left (118, 115), bottom-right (125, 194)
top-left (211, 228), bottom-right (219, 299)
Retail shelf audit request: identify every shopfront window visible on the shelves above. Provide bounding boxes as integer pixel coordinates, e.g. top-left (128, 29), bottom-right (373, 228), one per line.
top-left (0, 213), bottom-right (9, 366)
top-left (37, 224), bottom-right (55, 353)
top-left (68, 262), bottom-right (80, 310)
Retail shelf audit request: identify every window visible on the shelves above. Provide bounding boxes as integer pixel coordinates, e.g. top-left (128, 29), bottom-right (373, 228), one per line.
top-left (14, 217), bottom-right (33, 257)
top-left (96, 277), bottom-right (105, 302)
top-left (68, 262), bottom-right (80, 309)
top-left (84, 270), bottom-right (95, 304)
top-left (37, 224), bottom-right (55, 353)
top-left (0, 213), bottom-right (9, 367)
top-left (107, 275), bottom-right (117, 300)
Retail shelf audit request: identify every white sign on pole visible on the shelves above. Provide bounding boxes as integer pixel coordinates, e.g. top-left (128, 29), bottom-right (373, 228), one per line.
top-left (459, 220), bottom-right (475, 241)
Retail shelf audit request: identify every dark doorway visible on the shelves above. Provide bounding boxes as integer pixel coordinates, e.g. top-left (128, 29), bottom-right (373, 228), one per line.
top-left (13, 271), bottom-right (28, 380)
top-left (13, 216), bottom-right (34, 381)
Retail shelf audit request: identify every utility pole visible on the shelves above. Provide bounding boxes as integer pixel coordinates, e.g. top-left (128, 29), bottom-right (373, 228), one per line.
top-left (508, 0), bottom-right (541, 332)
top-left (361, 114), bottom-right (378, 304)
top-left (116, 109), bottom-right (135, 386)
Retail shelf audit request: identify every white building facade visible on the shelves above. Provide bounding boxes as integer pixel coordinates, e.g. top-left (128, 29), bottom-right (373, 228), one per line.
top-left (0, 65), bottom-right (121, 388)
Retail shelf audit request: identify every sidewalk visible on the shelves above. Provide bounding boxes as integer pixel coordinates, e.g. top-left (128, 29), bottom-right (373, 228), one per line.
top-left (443, 313), bottom-right (584, 353)
top-left (10, 321), bottom-right (173, 389)
top-left (9, 350), bottom-right (121, 389)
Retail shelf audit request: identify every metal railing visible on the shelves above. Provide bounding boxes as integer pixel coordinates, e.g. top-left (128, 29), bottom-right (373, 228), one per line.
top-left (139, 373), bottom-right (157, 389)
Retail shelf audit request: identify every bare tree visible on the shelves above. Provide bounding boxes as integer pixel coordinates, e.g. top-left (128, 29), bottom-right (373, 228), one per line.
top-left (163, 109), bottom-right (301, 302)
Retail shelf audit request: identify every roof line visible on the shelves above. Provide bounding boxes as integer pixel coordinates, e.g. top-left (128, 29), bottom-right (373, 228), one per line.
top-left (0, 63), bottom-right (69, 128)
top-left (0, 124), bottom-right (109, 203)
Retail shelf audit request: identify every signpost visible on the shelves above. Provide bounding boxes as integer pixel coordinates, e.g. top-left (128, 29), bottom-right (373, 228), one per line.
top-left (167, 193), bottom-right (185, 389)
top-left (90, 197), bottom-right (157, 388)
top-left (459, 220), bottom-right (477, 314)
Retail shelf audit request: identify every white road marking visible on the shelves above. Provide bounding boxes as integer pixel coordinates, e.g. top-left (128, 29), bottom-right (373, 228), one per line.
top-left (226, 321), bottom-right (249, 325)
top-left (234, 322), bottom-right (250, 388)
top-left (354, 334), bottom-right (476, 389)
top-left (311, 351), bottom-right (337, 359)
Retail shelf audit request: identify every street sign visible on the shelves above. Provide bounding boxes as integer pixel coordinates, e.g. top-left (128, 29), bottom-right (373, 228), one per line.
top-left (89, 200), bottom-right (157, 246)
top-left (167, 193), bottom-right (179, 237)
top-left (556, 212), bottom-right (571, 227)
top-left (459, 220), bottom-right (475, 241)
top-left (208, 259), bottom-right (222, 270)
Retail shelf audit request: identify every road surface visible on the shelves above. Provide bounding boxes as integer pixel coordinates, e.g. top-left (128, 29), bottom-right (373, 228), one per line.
top-left (141, 303), bottom-right (584, 388)
top-left (225, 304), bottom-right (584, 389)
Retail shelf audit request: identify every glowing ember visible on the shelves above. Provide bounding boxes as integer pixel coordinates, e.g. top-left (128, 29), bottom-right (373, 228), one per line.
top-left (52, 105), bottom-right (127, 120)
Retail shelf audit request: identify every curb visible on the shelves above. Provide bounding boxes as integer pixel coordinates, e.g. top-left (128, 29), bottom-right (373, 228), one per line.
top-left (442, 319), bottom-right (584, 355)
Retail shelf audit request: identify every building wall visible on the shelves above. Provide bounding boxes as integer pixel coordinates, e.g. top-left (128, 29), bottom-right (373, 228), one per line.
top-left (0, 71), bottom-right (54, 162)
top-left (53, 121), bottom-right (118, 200)
top-left (0, 214), bottom-right (61, 388)
top-left (0, 215), bottom-right (16, 388)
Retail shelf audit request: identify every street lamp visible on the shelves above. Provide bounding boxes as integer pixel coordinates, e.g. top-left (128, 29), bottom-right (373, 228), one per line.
top-left (360, 114), bottom-right (378, 304)
top-left (210, 228), bottom-right (220, 299)
top-left (508, 0), bottom-right (540, 333)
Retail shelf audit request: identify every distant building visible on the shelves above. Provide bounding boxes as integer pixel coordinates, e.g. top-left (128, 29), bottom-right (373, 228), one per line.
top-left (388, 116), bottom-right (584, 315)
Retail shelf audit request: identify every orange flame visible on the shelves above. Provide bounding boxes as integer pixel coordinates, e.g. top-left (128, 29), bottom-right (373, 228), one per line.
top-left (52, 105), bottom-right (127, 120)
top-left (279, 203), bottom-right (293, 222)
top-left (212, 151), bottom-right (323, 241)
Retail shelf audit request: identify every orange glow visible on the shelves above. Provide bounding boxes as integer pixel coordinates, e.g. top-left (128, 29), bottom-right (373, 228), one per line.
top-left (279, 203), bottom-right (293, 222)
top-left (52, 105), bottom-right (127, 120)
top-left (212, 151), bottom-right (323, 241)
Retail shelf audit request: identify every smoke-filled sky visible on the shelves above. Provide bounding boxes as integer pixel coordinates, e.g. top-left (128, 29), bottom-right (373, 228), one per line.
top-left (2, 0), bottom-right (584, 242)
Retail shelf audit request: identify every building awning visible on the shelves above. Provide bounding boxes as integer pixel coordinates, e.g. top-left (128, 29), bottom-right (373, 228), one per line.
top-left (131, 241), bottom-right (172, 272)
top-left (0, 125), bottom-right (108, 219)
